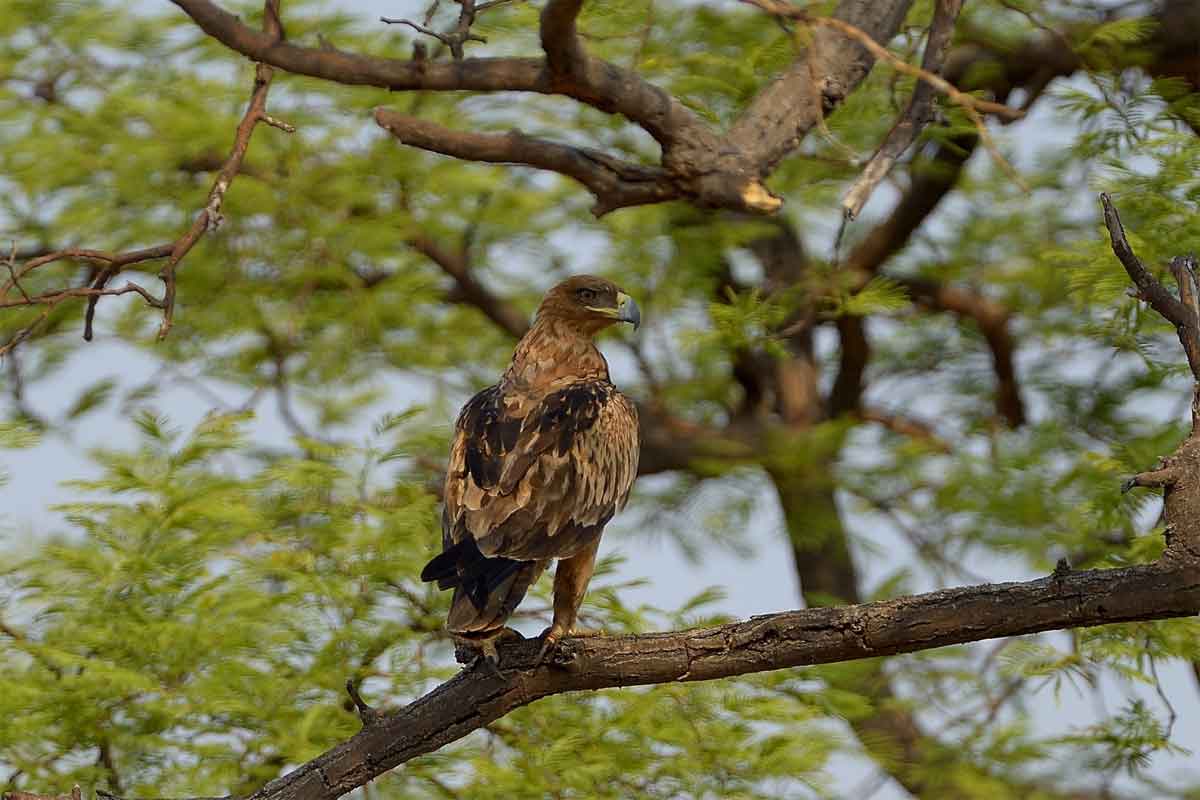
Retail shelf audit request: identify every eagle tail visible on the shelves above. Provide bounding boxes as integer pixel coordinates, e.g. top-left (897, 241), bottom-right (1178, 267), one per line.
top-left (421, 539), bottom-right (541, 635)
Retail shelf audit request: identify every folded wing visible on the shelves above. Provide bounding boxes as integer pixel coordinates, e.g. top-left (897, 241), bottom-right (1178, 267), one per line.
top-left (426, 380), bottom-right (639, 634)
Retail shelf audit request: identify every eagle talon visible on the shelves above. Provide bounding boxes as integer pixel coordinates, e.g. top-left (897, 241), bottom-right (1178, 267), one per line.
top-left (535, 625), bottom-right (566, 666)
top-left (470, 639), bottom-right (511, 681)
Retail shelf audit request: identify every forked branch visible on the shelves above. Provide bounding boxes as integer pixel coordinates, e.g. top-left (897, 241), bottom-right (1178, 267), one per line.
top-left (374, 110), bottom-right (679, 216)
top-left (0, 2), bottom-right (292, 355)
top-left (1100, 193), bottom-right (1200, 379)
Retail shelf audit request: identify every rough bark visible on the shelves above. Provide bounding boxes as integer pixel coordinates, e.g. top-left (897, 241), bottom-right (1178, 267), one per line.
top-left (170, 0), bottom-right (919, 214)
top-left (233, 560), bottom-right (1198, 800)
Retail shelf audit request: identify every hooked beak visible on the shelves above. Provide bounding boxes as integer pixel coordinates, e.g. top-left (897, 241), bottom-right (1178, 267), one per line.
top-left (616, 291), bottom-right (641, 330)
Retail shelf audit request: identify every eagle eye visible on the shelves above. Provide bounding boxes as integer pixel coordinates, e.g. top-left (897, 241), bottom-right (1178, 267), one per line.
top-left (576, 287), bottom-right (598, 304)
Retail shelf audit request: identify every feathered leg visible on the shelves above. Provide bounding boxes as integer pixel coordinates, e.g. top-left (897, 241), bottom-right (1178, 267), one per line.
top-left (537, 538), bottom-right (601, 664)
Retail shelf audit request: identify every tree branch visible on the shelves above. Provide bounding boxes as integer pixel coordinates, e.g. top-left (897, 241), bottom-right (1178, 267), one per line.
top-left (169, 0), bottom-right (912, 214)
top-left (374, 110), bottom-right (679, 216)
top-left (829, 314), bottom-right (869, 417)
top-left (404, 234), bottom-right (530, 339)
top-left (841, 0), bottom-right (963, 220)
top-left (1, 2), bottom-right (292, 354)
top-left (169, 0), bottom-right (711, 153)
top-left (540, 0), bottom-right (585, 77)
top-left (237, 560), bottom-right (1198, 800)
top-left (380, 0), bottom-right (489, 62)
top-left (1100, 194), bottom-right (1200, 381)
top-left (720, 0), bottom-right (914, 178)
top-left (894, 275), bottom-right (1025, 427)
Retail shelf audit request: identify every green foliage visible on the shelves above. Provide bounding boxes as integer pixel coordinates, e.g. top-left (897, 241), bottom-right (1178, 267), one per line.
top-left (3, 0), bottom-right (1200, 798)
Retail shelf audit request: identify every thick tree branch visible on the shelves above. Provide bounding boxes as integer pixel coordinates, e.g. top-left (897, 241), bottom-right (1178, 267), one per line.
top-left (540, 0), bottom-right (585, 77)
top-left (829, 314), bottom-right (869, 417)
top-left (169, 0), bottom-right (712, 154)
top-left (170, 0), bottom-right (929, 214)
top-left (719, 0), bottom-right (913, 179)
top-left (235, 560), bottom-right (1198, 800)
top-left (374, 110), bottom-right (679, 216)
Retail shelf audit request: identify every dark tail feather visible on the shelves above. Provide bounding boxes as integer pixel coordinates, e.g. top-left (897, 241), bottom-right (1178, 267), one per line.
top-left (420, 539), bottom-right (471, 584)
top-left (447, 560), bottom-right (544, 635)
top-left (421, 537), bottom-right (527, 611)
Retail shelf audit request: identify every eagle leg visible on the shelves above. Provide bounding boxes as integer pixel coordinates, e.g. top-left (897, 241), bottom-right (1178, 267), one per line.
top-left (536, 539), bottom-right (601, 665)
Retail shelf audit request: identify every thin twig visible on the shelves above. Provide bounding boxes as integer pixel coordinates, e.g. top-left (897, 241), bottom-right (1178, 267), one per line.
top-left (0, 0), bottom-right (293, 353)
top-left (741, 0), bottom-right (1028, 192)
top-left (5, 242), bottom-right (30, 303)
top-left (381, 0), bottom-right (490, 61)
top-left (1144, 635), bottom-right (1177, 740)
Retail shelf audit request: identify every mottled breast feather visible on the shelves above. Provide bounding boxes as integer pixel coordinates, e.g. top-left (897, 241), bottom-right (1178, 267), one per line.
top-left (442, 379), bottom-right (640, 563)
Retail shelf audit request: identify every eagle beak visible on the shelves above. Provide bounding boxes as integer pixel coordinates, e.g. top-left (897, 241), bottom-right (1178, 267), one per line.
top-left (616, 292), bottom-right (641, 330)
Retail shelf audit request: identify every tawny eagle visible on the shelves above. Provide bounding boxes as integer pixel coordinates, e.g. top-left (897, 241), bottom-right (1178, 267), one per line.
top-left (421, 275), bottom-right (641, 664)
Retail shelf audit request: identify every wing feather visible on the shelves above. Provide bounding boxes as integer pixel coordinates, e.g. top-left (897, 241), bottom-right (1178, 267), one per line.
top-left (442, 380), bottom-right (639, 562)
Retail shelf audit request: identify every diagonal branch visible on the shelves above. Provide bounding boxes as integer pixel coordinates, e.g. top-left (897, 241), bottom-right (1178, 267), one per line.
top-left (841, 0), bottom-right (963, 220)
top-left (404, 234), bottom-right (530, 339)
top-left (374, 110), bottom-right (679, 216)
top-left (721, 0), bottom-right (914, 178)
top-left (240, 559), bottom-right (1198, 800)
top-left (1099, 196), bottom-right (1200, 417)
top-left (894, 275), bottom-right (1025, 427)
top-left (1100, 194), bottom-right (1191, 327)
top-left (739, 0), bottom-right (1025, 192)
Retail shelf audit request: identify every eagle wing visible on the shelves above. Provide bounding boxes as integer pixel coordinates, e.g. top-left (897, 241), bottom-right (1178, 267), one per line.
top-left (442, 380), bottom-right (639, 562)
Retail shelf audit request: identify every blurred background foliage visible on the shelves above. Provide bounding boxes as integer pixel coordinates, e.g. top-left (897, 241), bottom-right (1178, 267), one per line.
top-left (2, 0), bottom-right (1200, 798)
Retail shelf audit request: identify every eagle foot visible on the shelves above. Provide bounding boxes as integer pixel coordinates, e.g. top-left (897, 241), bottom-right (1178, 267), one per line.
top-left (457, 627), bottom-right (525, 680)
top-left (535, 625), bottom-right (565, 667)
top-left (534, 624), bottom-right (602, 667)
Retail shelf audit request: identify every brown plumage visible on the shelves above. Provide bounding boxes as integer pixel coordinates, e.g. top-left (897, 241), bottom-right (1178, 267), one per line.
top-left (421, 275), bottom-right (641, 663)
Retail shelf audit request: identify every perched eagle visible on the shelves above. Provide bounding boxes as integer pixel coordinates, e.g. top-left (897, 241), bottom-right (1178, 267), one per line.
top-left (421, 275), bottom-right (641, 664)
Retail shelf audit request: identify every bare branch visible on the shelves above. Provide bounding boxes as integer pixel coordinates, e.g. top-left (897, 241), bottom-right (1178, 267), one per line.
top-left (169, 0), bottom-right (711, 152)
top-left (236, 560), bottom-right (1198, 800)
top-left (829, 314), bottom-right (869, 417)
top-left (374, 110), bottom-right (678, 215)
top-left (842, 0), bottom-right (963, 219)
top-left (4, 786), bottom-right (82, 800)
top-left (740, 0), bottom-right (1026, 192)
top-left (720, 0), bottom-right (912, 179)
top-left (1100, 193), bottom-right (1200, 379)
top-left (2, 2), bottom-right (291, 352)
top-left (859, 406), bottom-right (951, 452)
top-left (156, 57), bottom-right (289, 339)
top-left (344, 679), bottom-right (381, 727)
top-left (380, 8), bottom-right (487, 61)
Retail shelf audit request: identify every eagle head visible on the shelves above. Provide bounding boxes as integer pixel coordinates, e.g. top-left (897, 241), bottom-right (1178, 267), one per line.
top-left (535, 275), bottom-right (641, 335)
